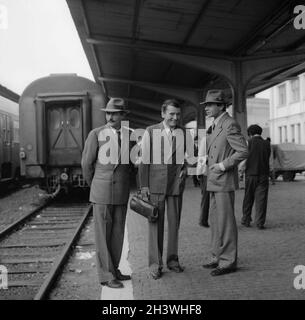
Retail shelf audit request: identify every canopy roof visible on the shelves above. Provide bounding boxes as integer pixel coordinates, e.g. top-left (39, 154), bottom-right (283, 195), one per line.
top-left (67, 0), bottom-right (305, 128)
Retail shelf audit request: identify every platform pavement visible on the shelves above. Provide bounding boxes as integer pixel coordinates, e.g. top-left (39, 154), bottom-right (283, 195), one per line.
top-left (101, 175), bottom-right (305, 300)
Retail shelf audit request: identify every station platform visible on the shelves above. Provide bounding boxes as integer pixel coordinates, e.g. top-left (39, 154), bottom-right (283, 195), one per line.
top-left (101, 175), bottom-right (305, 300)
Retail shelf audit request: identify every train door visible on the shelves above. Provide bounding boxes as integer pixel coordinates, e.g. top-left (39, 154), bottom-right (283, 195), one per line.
top-left (0, 113), bottom-right (12, 178)
top-left (0, 113), bottom-right (3, 179)
top-left (46, 101), bottom-right (83, 166)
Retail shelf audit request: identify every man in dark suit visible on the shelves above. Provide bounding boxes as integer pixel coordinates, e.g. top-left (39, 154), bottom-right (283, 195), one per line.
top-left (241, 125), bottom-right (271, 229)
top-left (81, 97), bottom-right (134, 289)
top-left (201, 90), bottom-right (248, 276)
top-left (139, 99), bottom-right (187, 279)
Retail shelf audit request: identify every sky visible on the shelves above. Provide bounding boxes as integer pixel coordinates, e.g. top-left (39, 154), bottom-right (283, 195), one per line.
top-left (0, 0), bottom-right (94, 95)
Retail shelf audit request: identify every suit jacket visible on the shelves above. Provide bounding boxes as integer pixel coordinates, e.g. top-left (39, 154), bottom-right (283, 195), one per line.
top-left (139, 122), bottom-right (186, 195)
top-left (206, 113), bottom-right (248, 192)
top-left (81, 125), bottom-right (135, 204)
top-left (245, 136), bottom-right (270, 176)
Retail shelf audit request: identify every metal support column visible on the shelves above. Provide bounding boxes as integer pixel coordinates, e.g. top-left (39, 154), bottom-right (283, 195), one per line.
top-left (232, 61), bottom-right (248, 138)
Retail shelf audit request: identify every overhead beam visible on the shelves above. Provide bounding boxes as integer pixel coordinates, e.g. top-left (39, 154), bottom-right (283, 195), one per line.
top-left (99, 76), bottom-right (201, 105)
top-left (182, 0), bottom-right (212, 45)
top-left (87, 35), bottom-right (233, 60)
top-left (0, 84), bottom-right (20, 103)
top-left (99, 77), bottom-right (200, 92)
top-left (152, 51), bottom-right (234, 85)
top-left (232, 0), bottom-right (292, 55)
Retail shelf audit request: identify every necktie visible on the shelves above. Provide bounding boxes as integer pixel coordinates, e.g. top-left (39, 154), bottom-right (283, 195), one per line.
top-left (207, 123), bottom-right (215, 134)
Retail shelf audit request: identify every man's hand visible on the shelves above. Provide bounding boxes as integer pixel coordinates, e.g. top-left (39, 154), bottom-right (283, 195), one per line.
top-left (210, 163), bottom-right (225, 173)
top-left (140, 187), bottom-right (150, 200)
top-left (179, 167), bottom-right (187, 179)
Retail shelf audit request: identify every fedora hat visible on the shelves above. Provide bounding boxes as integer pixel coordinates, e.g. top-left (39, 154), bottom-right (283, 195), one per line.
top-left (101, 97), bottom-right (129, 113)
top-left (200, 90), bottom-right (228, 106)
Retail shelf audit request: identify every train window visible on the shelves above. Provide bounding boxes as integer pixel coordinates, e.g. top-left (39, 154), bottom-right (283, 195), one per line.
top-left (5, 115), bottom-right (10, 142)
top-left (13, 120), bottom-right (19, 142)
top-left (0, 114), bottom-right (3, 137)
top-left (69, 108), bottom-right (80, 128)
top-left (49, 110), bottom-right (61, 130)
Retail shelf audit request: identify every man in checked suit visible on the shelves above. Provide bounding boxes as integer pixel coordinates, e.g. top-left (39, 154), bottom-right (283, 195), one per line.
top-left (201, 90), bottom-right (248, 276)
top-left (81, 97), bottom-right (134, 289)
top-left (139, 99), bottom-right (187, 279)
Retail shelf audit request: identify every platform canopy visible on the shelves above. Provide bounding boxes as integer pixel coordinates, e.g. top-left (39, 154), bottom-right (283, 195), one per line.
top-left (67, 0), bottom-right (305, 129)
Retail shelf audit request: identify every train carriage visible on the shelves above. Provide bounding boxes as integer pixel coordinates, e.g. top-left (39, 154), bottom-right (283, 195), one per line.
top-left (0, 94), bottom-right (20, 186)
top-left (19, 74), bottom-right (106, 193)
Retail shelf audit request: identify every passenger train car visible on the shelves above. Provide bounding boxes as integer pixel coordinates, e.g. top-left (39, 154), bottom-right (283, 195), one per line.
top-left (19, 74), bottom-right (106, 193)
top-left (0, 94), bottom-right (20, 186)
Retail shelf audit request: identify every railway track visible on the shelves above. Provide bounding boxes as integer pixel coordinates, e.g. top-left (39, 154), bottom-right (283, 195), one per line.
top-left (0, 197), bottom-right (92, 300)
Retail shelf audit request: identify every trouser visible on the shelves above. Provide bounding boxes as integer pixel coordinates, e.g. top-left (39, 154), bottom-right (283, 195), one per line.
top-left (242, 175), bottom-right (269, 226)
top-left (148, 194), bottom-right (183, 271)
top-left (199, 175), bottom-right (210, 226)
top-left (93, 203), bottom-right (127, 283)
top-left (209, 191), bottom-right (237, 268)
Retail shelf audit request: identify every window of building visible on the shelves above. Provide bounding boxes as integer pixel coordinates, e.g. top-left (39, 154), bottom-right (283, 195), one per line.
top-left (13, 120), bottom-right (19, 143)
top-left (296, 123), bottom-right (301, 144)
top-left (290, 79), bottom-right (300, 103)
top-left (278, 84), bottom-right (286, 106)
top-left (291, 124), bottom-right (295, 143)
top-left (283, 126), bottom-right (287, 142)
top-left (279, 126), bottom-right (282, 143)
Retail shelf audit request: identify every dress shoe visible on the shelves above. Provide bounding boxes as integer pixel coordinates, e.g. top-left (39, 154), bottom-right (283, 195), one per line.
top-left (116, 269), bottom-right (131, 281)
top-left (168, 265), bottom-right (184, 273)
top-left (101, 279), bottom-right (123, 288)
top-left (150, 269), bottom-right (162, 280)
top-left (257, 225), bottom-right (265, 230)
top-left (202, 262), bottom-right (218, 269)
top-left (241, 221), bottom-right (251, 227)
top-left (199, 222), bottom-right (210, 228)
top-left (210, 266), bottom-right (236, 276)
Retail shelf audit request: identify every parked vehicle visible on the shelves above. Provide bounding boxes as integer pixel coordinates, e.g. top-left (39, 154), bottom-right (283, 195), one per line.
top-left (272, 143), bottom-right (305, 181)
top-left (19, 74), bottom-right (106, 193)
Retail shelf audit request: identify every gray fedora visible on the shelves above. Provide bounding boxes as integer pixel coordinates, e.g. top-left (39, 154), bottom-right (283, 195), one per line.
top-left (101, 97), bottom-right (129, 113)
top-left (200, 89), bottom-right (228, 106)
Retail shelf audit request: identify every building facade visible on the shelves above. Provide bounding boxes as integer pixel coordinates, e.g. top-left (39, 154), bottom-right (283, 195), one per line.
top-left (269, 74), bottom-right (305, 144)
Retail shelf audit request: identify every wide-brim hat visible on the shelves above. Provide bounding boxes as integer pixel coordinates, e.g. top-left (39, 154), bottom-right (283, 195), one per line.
top-left (100, 97), bottom-right (130, 113)
top-left (200, 89), bottom-right (228, 106)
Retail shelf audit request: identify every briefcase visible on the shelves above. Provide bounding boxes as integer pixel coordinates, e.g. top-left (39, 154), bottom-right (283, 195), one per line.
top-left (129, 194), bottom-right (158, 223)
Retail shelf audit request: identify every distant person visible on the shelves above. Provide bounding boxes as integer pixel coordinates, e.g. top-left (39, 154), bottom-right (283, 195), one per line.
top-left (81, 97), bottom-right (134, 289)
top-left (202, 90), bottom-right (248, 276)
top-left (266, 137), bottom-right (275, 185)
top-left (242, 125), bottom-right (271, 229)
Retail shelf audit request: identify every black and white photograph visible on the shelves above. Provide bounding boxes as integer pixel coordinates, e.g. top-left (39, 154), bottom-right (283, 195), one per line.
top-left (0, 0), bottom-right (305, 308)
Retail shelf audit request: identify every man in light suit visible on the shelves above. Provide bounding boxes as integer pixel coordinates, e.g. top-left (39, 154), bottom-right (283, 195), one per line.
top-left (201, 90), bottom-right (248, 276)
top-left (81, 97), bottom-right (134, 288)
top-left (139, 99), bottom-right (187, 279)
